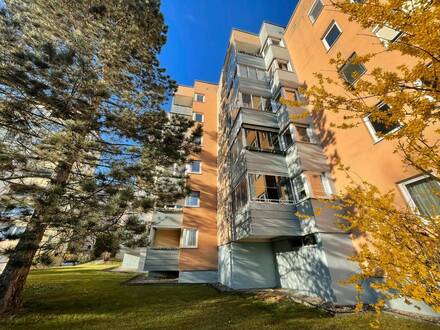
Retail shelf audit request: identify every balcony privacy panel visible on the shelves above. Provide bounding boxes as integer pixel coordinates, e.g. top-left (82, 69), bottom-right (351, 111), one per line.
top-left (296, 143), bottom-right (329, 173)
top-left (245, 150), bottom-right (288, 176)
top-left (171, 104), bottom-right (192, 117)
top-left (240, 108), bottom-right (278, 128)
top-left (235, 202), bottom-right (301, 240)
top-left (143, 248), bottom-right (179, 271)
top-left (152, 211), bottom-right (183, 228)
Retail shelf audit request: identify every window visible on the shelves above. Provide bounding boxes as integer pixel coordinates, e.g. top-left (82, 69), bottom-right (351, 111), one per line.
top-left (244, 128), bottom-right (281, 152)
top-left (400, 176), bottom-right (440, 217)
top-left (308, 172), bottom-right (333, 198)
top-left (295, 124), bottom-right (311, 143)
top-left (232, 176), bottom-right (248, 213)
top-left (240, 93), bottom-right (272, 112)
top-left (372, 25), bottom-right (402, 48)
top-left (193, 135), bottom-right (202, 145)
top-left (281, 126), bottom-right (294, 150)
top-left (248, 174), bottom-right (294, 202)
top-left (321, 173), bottom-right (333, 196)
top-left (181, 228), bottom-right (198, 248)
top-left (238, 64), bottom-right (267, 81)
top-left (230, 130), bottom-right (243, 164)
top-left (322, 21), bottom-right (342, 50)
top-left (185, 191), bottom-right (200, 207)
top-left (194, 93), bottom-right (205, 102)
top-left (293, 174), bottom-right (308, 201)
top-left (309, 0), bottom-right (324, 23)
top-left (339, 53), bottom-right (367, 85)
top-left (193, 113), bottom-right (204, 123)
top-left (187, 160), bottom-right (201, 174)
top-left (364, 102), bottom-right (400, 142)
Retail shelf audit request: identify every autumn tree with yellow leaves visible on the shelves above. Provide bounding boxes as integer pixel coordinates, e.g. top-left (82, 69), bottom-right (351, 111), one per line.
top-left (304, 0), bottom-right (440, 313)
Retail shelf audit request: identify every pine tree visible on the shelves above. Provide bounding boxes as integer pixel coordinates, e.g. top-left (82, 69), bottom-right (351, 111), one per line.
top-left (0, 0), bottom-right (197, 313)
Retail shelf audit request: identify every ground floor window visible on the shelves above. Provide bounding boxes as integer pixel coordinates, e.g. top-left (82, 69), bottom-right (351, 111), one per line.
top-left (181, 228), bottom-right (198, 248)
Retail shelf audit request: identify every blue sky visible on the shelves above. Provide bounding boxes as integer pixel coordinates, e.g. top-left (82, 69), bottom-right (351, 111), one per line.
top-left (160, 0), bottom-right (298, 108)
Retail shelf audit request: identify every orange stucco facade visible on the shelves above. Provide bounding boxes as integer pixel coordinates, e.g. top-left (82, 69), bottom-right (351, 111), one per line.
top-left (284, 0), bottom-right (429, 208)
top-left (178, 81), bottom-right (218, 271)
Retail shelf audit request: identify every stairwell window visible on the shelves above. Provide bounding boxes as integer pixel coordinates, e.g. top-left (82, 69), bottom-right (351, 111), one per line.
top-left (187, 160), bottom-right (202, 174)
top-left (400, 176), bottom-right (440, 217)
top-left (309, 0), bottom-right (324, 24)
top-left (194, 93), bottom-right (205, 102)
top-left (181, 228), bottom-right (198, 248)
top-left (322, 21), bottom-right (342, 50)
top-left (193, 112), bottom-right (204, 123)
top-left (339, 52), bottom-right (367, 86)
top-left (363, 101), bottom-right (400, 143)
top-left (185, 191), bottom-right (200, 207)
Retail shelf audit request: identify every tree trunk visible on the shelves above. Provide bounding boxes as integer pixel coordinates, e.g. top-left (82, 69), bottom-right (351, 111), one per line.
top-left (0, 215), bottom-right (47, 314)
top-left (0, 159), bottom-right (74, 314)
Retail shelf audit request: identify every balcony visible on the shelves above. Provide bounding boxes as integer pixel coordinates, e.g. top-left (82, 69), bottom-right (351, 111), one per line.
top-left (142, 248), bottom-right (180, 271)
top-left (229, 107), bottom-right (279, 143)
top-left (170, 104), bottom-right (192, 117)
top-left (263, 44), bottom-right (290, 69)
top-left (234, 201), bottom-right (302, 241)
top-left (270, 69), bottom-right (301, 94)
top-left (231, 149), bottom-right (288, 187)
top-left (152, 210), bottom-right (183, 228)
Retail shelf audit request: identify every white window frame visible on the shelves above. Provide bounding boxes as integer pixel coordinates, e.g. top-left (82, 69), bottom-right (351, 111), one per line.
top-left (186, 160), bottom-right (202, 174)
top-left (339, 52), bottom-right (367, 86)
top-left (398, 174), bottom-right (440, 216)
top-left (194, 93), bottom-right (205, 103)
top-left (193, 134), bottom-right (204, 146)
top-left (193, 112), bottom-right (204, 123)
top-left (185, 191), bottom-right (200, 208)
top-left (321, 21), bottom-right (342, 51)
top-left (180, 228), bottom-right (198, 248)
top-left (308, 0), bottom-right (324, 24)
top-left (321, 172), bottom-right (333, 196)
top-left (293, 173), bottom-right (310, 202)
top-left (363, 102), bottom-right (401, 144)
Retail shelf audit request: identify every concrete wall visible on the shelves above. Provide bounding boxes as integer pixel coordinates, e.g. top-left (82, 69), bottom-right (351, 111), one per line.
top-left (179, 271), bottom-right (218, 284)
top-left (273, 239), bottom-right (336, 302)
top-left (121, 253), bottom-right (140, 270)
top-left (143, 248), bottom-right (180, 271)
top-left (319, 233), bottom-right (359, 305)
top-left (219, 242), bottom-right (278, 289)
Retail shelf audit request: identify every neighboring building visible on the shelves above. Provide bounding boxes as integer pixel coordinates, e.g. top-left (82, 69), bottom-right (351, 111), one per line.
top-left (122, 0), bottom-right (439, 317)
top-left (123, 82), bottom-right (219, 283)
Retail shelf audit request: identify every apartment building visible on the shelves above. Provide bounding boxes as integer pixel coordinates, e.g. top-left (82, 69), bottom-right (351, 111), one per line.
top-left (123, 0), bottom-right (439, 317)
top-left (216, 22), bottom-right (359, 305)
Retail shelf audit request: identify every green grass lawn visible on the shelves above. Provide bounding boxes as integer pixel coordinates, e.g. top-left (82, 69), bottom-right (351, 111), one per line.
top-left (0, 263), bottom-right (438, 330)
